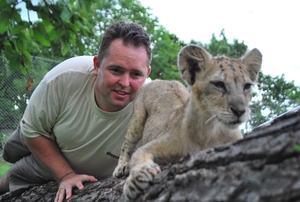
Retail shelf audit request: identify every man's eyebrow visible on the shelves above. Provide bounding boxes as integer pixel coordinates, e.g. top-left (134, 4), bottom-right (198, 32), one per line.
top-left (107, 65), bottom-right (127, 71)
top-left (107, 65), bottom-right (145, 74)
top-left (108, 65), bottom-right (123, 69)
top-left (131, 68), bottom-right (143, 72)
top-left (131, 69), bottom-right (145, 75)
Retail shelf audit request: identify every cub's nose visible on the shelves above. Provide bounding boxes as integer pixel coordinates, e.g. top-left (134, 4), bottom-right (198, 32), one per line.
top-left (231, 107), bottom-right (246, 118)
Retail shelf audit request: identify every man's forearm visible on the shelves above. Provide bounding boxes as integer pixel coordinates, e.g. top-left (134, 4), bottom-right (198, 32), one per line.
top-left (24, 136), bottom-right (74, 182)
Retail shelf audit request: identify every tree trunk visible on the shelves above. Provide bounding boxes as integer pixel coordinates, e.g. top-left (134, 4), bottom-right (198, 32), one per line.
top-left (1, 107), bottom-right (300, 202)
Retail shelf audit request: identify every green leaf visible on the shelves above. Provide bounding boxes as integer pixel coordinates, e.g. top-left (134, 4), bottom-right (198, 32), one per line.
top-left (10, 21), bottom-right (30, 35)
top-left (69, 0), bottom-right (76, 5)
top-left (20, 65), bottom-right (28, 75)
top-left (8, 53), bottom-right (22, 72)
top-left (55, 29), bottom-right (65, 39)
top-left (48, 28), bottom-right (57, 41)
top-left (60, 7), bottom-right (72, 21)
top-left (66, 22), bottom-right (79, 33)
top-left (294, 144), bottom-right (300, 152)
top-left (0, 0), bottom-right (8, 8)
top-left (61, 40), bottom-right (69, 56)
top-left (22, 49), bottom-right (31, 62)
top-left (33, 24), bottom-right (50, 47)
top-left (30, 41), bottom-right (40, 51)
top-left (78, 0), bottom-right (91, 10)
top-left (0, 11), bottom-right (10, 33)
top-left (76, 37), bottom-right (84, 55)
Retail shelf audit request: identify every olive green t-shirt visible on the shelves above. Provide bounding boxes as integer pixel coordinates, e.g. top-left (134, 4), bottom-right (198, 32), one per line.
top-left (21, 56), bottom-right (133, 179)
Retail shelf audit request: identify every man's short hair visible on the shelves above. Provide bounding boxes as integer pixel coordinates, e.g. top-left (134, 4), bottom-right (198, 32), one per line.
top-left (97, 21), bottom-right (152, 66)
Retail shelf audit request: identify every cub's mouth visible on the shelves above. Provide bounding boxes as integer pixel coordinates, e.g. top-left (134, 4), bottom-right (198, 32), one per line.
top-left (228, 120), bottom-right (242, 125)
top-left (217, 117), bottom-right (242, 127)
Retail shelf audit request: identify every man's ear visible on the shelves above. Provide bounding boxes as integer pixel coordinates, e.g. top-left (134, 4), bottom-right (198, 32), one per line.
top-left (93, 56), bottom-right (99, 76)
top-left (177, 45), bottom-right (212, 86)
top-left (147, 66), bottom-right (151, 77)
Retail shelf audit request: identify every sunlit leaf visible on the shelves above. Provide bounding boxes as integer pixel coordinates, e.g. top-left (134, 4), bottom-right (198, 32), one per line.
top-left (48, 28), bottom-right (57, 41)
top-left (60, 7), bottom-right (72, 21)
top-left (294, 144), bottom-right (300, 152)
top-left (61, 40), bottom-right (69, 56)
top-left (0, 0), bottom-right (8, 8)
top-left (11, 21), bottom-right (29, 35)
top-left (8, 53), bottom-right (22, 72)
top-left (0, 11), bottom-right (10, 33)
top-left (33, 24), bottom-right (50, 47)
top-left (76, 37), bottom-right (84, 55)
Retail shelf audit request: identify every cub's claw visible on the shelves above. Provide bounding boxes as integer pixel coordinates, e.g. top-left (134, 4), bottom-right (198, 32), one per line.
top-left (113, 162), bottom-right (129, 178)
top-left (123, 163), bottom-right (161, 201)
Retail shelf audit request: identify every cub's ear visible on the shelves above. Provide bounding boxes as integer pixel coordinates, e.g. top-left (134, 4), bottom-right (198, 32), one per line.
top-left (177, 45), bottom-right (212, 86)
top-left (239, 48), bottom-right (262, 82)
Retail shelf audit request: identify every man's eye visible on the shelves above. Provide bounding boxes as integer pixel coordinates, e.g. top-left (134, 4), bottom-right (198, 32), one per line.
top-left (110, 68), bottom-right (121, 73)
top-left (131, 72), bottom-right (142, 77)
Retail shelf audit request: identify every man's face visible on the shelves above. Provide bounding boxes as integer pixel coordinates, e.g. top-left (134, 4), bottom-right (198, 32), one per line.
top-left (93, 39), bottom-right (151, 112)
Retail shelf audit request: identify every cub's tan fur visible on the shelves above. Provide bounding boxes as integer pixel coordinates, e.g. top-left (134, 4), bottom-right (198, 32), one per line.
top-left (113, 45), bottom-right (262, 201)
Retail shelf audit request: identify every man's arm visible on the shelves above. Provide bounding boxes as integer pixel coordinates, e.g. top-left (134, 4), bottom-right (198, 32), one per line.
top-left (24, 135), bottom-right (74, 181)
top-left (24, 136), bottom-right (98, 202)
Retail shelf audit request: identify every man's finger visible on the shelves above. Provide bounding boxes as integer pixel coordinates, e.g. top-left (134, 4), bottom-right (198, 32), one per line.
top-left (75, 181), bottom-right (84, 190)
top-left (86, 175), bottom-right (98, 182)
top-left (65, 186), bottom-right (73, 199)
top-left (56, 187), bottom-right (66, 202)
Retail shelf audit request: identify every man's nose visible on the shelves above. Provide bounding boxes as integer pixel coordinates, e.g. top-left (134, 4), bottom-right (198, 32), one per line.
top-left (119, 74), bottom-right (130, 87)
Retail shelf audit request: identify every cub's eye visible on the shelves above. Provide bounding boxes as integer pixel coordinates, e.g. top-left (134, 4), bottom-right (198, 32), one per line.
top-left (211, 81), bottom-right (226, 92)
top-left (244, 83), bottom-right (253, 91)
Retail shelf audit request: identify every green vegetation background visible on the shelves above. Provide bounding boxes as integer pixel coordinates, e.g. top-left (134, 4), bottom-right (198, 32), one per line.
top-left (0, 0), bottom-right (299, 178)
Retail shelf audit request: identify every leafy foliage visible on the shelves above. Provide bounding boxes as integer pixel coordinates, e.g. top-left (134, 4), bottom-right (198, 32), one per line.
top-left (204, 29), bottom-right (248, 58)
top-left (151, 27), bottom-right (185, 80)
top-left (0, 0), bottom-right (94, 72)
top-left (0, 56), bottom-right (58, 130)
top-left (0, 0), bottom-right (184, 80)
top-left (0, 0), bottom-right (299, 132)
top-left (249, 73), bottom-right (300, 127)
top-left (0, 56), bottom-right (27, 130)
top-left (0, 132), bottom-right (11, 178)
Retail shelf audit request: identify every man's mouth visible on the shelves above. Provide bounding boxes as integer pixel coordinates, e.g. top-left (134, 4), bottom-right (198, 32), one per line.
top-left (114, 90), bottom-right (128, 95)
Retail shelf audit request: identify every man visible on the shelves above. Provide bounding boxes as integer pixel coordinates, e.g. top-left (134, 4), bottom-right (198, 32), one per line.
top-left (0, 21), bottom-right (152, 202)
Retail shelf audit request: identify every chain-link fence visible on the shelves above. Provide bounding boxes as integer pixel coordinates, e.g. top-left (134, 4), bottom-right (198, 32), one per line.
top-left (0, 57), bottom-right (61, 137)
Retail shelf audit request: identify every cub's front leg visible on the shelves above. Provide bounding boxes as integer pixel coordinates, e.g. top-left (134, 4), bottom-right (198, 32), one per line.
top-left (123, 150), bottom-right (161, 201)
top-left (122, 135), bottom-right (184, 200)
top-left (113, 100), bottom-right (147, 178)
top-left (113, 138), bottom-right (136, 178)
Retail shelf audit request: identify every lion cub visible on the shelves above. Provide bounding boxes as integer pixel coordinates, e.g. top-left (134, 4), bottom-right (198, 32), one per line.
top-left (113, 45), bottom-right (262, 200)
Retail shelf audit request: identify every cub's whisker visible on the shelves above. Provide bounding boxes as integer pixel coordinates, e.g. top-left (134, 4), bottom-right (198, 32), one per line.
top-left (205, 115), bottom-right (217, 125)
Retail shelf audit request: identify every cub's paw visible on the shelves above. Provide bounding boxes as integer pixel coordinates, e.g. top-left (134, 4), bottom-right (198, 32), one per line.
top-left (113, 161), bottom-right (130, 178)
top-left (123, 163), bottom-right (161, 201)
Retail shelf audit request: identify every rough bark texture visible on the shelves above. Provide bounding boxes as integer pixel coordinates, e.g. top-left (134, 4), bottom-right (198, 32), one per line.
top-left (1, 107), bottom-right (300, 202)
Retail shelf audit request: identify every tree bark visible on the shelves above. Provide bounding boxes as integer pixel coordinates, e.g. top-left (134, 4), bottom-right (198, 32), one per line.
top-left (1, 107), bottom-right (300, 202)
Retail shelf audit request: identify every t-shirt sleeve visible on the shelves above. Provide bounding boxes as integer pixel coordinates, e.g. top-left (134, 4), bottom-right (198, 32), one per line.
top-left (20, 77), bottom-right (62, 140)
top-left (20, 56), bottom-right (94, 140)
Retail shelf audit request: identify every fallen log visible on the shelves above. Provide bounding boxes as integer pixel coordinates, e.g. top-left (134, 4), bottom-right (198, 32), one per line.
top-left (1, 107), bottom-right (300, 202)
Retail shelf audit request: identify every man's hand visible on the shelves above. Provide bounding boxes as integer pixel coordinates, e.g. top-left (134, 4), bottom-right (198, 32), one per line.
top-left (23, 136), bottom-right (98, 202)
top-left (55, 172), bottom-right (98, 202)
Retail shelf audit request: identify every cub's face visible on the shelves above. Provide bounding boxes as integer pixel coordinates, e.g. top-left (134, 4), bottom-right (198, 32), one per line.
top-left (192, 57), bottom-right (254, 129)
top-left (178, 45), bottom-right (262, 129)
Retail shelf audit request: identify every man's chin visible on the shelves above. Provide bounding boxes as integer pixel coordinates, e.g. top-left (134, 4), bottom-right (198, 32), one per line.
top-left (112, 100), bottom-right (131, 110)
